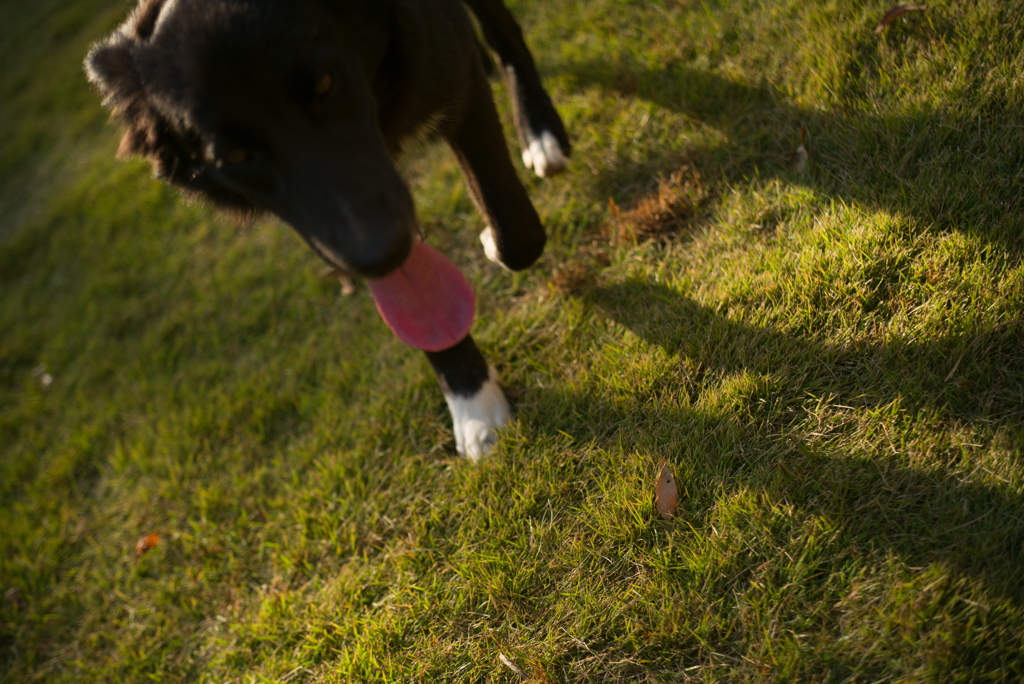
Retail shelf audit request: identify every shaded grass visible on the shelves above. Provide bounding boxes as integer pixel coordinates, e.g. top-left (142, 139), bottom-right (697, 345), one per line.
top-left (2, 0), bottom-right (1024, 681)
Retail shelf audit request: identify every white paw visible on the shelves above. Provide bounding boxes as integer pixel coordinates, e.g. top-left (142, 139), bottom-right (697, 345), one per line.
top-left (479, 226), bottom-right (510, 270)
top-left (443, 367), bottom-right (511, 462)
top-left (521, 130), bottom-right (568, 178)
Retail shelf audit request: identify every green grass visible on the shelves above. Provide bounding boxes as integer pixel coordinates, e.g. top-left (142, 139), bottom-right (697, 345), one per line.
top-left (3, 0), bottom-right (1024, 681)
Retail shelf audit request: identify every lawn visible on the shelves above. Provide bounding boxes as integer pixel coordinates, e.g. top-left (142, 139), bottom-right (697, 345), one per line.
top-left (2, 0), bottom-right (1024, 681)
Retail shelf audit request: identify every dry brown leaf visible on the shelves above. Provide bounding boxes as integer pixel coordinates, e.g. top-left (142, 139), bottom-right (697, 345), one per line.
top-left (135, 532), bottom-right (160, 559)
top-left (655, 461), bottom-right (678, 519)
top-left (875, 5), bottom-right (927, 33)
top-left (5, 587), bottom-right (27, 610)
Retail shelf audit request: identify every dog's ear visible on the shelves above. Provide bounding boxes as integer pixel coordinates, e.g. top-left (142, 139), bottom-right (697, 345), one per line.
top-left (85, 0), bottom-right (177, 162)
top-left (82, 0), bottom-right (256, 215)
top-left (85, 36), bottom-right (157, 160)
top-left (86, 34), bottom-right (161, 162)
top-left (84, 35), bottom-right (142, 112)
top-left (84, 0), bottom-right (170, 108)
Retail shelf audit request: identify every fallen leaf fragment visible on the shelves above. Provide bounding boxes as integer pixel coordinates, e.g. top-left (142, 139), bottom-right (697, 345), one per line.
top-left (135, 532), bottom-right (160, 559)
top-left (655, 461), bottom-right (678, 519)
top-left (498, 653), bottom-right (527, 679)
top-left (875, 5), bottom-right (927, 33)
top-left (5, 587), bottom-right (27, 610)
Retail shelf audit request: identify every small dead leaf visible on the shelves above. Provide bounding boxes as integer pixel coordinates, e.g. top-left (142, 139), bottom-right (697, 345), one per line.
top-left (875, 5), bottom-right (927, 33)
top-left (655, 461), bottom-right (678, 519)
top-left (499, 653), bottom-right (527, 679)
top-left (5, 587), bottom-right (27, 611)
top-left (135, 532), bottom-right (160, 559)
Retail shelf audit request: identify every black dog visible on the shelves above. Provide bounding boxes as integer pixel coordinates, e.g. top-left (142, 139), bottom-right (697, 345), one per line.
top-left (85, 0), bottom-right (570, 459)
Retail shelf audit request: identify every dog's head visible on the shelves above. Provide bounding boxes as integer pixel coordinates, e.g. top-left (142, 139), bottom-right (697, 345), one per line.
top-left (85, 0), bottom-right (414, 277)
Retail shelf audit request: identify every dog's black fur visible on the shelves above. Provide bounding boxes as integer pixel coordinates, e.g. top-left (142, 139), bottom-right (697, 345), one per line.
top-left (86, 0), bottom-right (570, 459)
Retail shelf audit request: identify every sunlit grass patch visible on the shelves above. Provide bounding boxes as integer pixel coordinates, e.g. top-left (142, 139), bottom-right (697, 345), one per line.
top-left (3, 0), bottom-right (1024, 681)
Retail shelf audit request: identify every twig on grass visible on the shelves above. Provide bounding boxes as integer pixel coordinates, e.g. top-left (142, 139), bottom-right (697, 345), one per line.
top-left (875, 5), bottom-right (927, 33)
top-left (280, 665), bottom-right (308, 683)
top-left (945, 319), bottom-right (1024, 381)
top-left (499, 653), bottom-right (527, 679)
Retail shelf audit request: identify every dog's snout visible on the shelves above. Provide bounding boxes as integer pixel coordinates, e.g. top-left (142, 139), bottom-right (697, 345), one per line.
top-left (307, 192), bottom-right (415, 279)
top-left (343, 226), bottom-right (413, 279)
top-left (346, 191), bottom-right (416, 278)
top-left (311, 229), bottom-right (412, 279)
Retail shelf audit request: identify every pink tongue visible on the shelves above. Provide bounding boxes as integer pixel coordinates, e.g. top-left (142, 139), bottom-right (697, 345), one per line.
top-left (367, 241), bottom-right (475, 352)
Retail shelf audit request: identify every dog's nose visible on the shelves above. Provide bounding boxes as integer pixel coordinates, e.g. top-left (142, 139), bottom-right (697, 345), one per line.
top-left (343, 227), bottom-right (413, 279)
top-left (309, 194), bottom-right (415, 279)
top-left (338, 191), bottom-right (417, 278)
top-left (311, 228), bottom-right (412, 279)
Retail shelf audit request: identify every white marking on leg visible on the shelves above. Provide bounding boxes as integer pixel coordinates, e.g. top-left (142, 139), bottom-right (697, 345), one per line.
top-left (523, 130), bottom-right (569, 178)
top-left (479, 226), bottom-right (510, 270)
top-left (541, 131), bottom-right (568, 173)
top-left (443, 367), bottom-right (511, 462)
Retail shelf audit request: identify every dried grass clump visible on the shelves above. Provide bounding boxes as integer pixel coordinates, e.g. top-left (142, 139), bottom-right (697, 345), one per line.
top-left (608, 167), bottom-right (703, 244)
top-left (549, 258), bottom-right (596, 294)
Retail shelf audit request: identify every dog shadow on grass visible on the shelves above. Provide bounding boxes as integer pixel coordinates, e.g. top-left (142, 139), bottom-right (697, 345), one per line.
top-left (528, 280), bottom-right (1024, 609)
top-left (556, 58), bottom-right (1024, 253)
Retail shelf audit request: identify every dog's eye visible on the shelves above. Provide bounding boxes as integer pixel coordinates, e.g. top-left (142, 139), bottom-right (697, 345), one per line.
top-left (315, 71), bottom-right (333, 97)
top-left (224, 149), bottom-right (249, 165)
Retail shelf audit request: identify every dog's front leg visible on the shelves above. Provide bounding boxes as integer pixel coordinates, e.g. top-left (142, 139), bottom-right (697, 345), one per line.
top-left (447, 71), bottom-right (547, 271)
top-left (462, 0), bottom-right (571, 177)
top-left (425, 335), bottom-right (511, 461)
